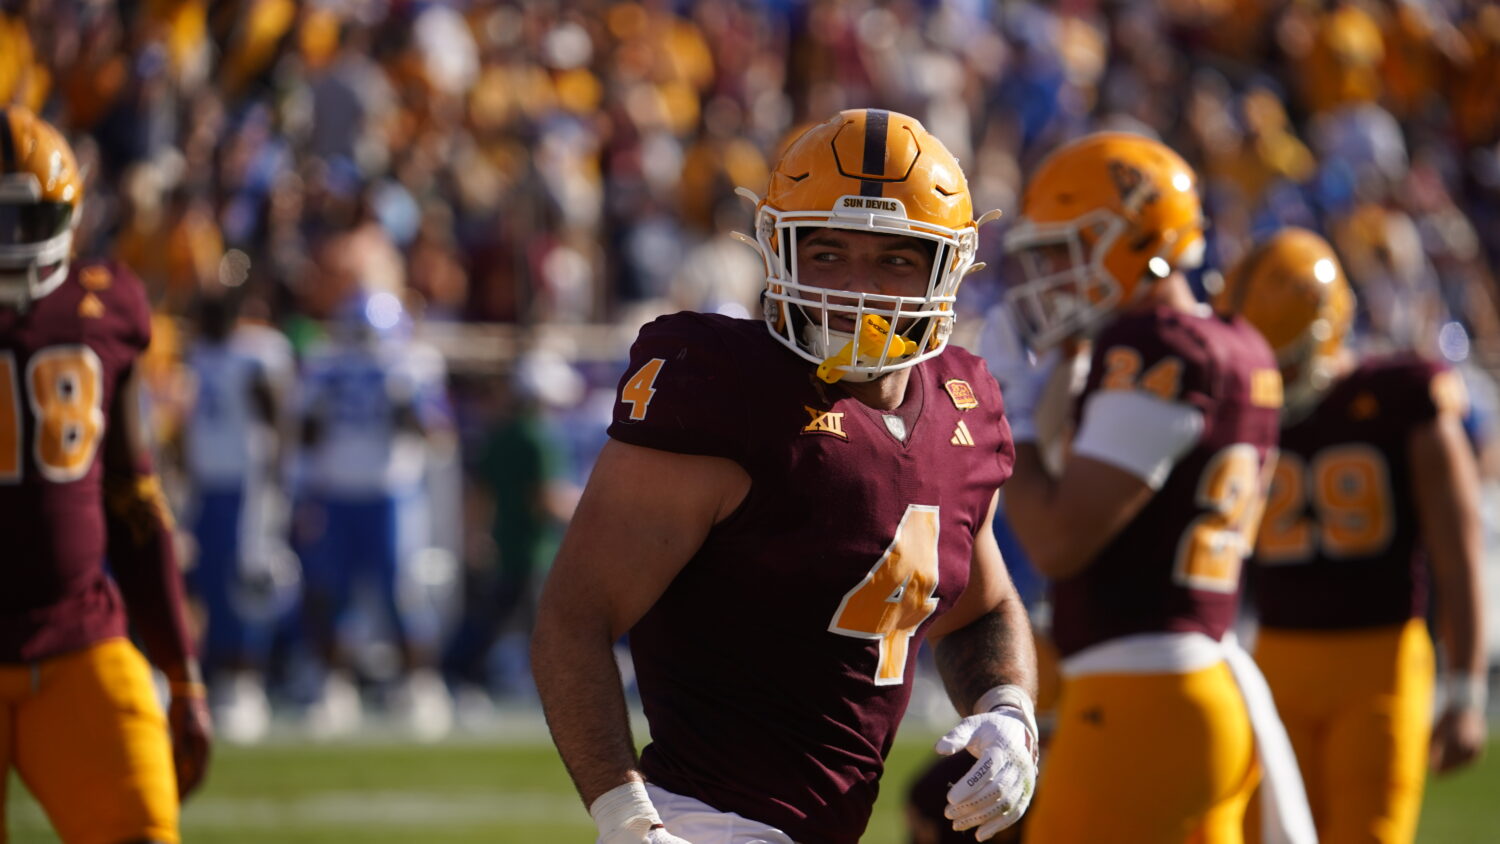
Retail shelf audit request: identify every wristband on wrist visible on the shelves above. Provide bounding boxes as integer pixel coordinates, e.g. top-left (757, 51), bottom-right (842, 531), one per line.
top-left (1445, 673), bottom-right (1489, 713)
top-left (974, 684), bottom-right (1040, 760)
top-left (589, 781), bottom-right (662, 843)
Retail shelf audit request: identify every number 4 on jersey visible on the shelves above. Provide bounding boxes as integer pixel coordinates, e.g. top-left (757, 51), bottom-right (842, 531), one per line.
top-left (829, 504), bottom-right (941, 686)
top-left (622, 358), bottom-right (665, 421)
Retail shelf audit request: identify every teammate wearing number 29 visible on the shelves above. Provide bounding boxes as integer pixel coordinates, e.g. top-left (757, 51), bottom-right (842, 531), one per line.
top-left (532, 109), bottom-right (1039, 844)
top-left (0, 106), bottom-right (210, 843)
top-left (1218, 227), bottom-right (1487, 844)
top-left (988, 133), bottom-right (1315, 843)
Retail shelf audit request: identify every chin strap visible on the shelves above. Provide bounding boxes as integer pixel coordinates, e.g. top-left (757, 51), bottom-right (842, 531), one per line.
top-left (816, 314), bottom-right (917, 384)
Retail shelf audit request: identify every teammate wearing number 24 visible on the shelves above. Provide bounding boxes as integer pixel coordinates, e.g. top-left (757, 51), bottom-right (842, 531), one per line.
top-left (1219, 227), bottom-right (1488, 844)
top-left (988, 132), bottom-right (1314, 843)
top-left (532, 109), bottom-right (1039, 844)
top-left (0, 106), bottom-right (210, 843)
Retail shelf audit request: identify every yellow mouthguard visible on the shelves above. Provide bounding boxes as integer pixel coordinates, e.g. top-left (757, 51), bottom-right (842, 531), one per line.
top-left (816, 314), bottom-right (918, 383)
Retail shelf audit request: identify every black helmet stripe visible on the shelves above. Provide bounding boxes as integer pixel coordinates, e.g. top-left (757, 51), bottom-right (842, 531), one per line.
top-left (860, 109), bottom-right (889, 198)
top-left (0, 109), bottom-right (13, 173)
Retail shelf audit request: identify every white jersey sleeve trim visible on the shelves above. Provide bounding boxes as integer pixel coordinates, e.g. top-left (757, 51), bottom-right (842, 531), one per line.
top-left (1071, 390), bottom-right (1204, 490)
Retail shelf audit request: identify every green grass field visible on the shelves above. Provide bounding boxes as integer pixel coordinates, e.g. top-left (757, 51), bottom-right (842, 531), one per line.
top-left (7, 726), bottom-right (1500, 842)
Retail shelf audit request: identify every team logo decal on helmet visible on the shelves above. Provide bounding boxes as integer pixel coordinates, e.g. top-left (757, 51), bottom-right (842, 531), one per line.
top-left (735, 109), bottom-right (1000, 381)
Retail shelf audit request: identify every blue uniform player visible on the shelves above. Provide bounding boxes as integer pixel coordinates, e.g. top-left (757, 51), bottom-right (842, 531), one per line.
top-left (296, 290), bottom-right (452, 739)
top-left (183, 290), bottom-right (284, 743)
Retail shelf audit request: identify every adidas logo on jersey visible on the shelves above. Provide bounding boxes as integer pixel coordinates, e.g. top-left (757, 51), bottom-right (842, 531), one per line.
top-left (950, 420), bottom-right (974, 447)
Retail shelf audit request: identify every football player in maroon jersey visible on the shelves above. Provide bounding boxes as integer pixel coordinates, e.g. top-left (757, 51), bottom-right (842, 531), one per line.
top-left (991, 132), bottom-right (1313, 843)
top-left (532, 109), bottom-right (1039, 844)
top-left (1219, 227), bottom-right (1487, 844)
top-left (0, 107), bottom-right (210, 843)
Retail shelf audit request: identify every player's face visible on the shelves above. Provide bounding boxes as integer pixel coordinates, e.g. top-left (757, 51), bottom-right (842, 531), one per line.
top-left (795, 228), bottom-right (936, 331)
top-left (1006, 238), bottom-right (1100, 346)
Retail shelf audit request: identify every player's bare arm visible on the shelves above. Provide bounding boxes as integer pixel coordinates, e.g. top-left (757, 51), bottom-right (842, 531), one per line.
top-left (921, 491), bottom-right (1040, 840)
top-left (1411, 405), bottom-right (1488, 773)
top-left (532, 439), bottom-right (750, 807)
top-left (102, 363), bottom-right (213, 798)
top-left (1004, 446), bottom-right (1156, 580)
top-left (927, 492), bottom-right (1037, 711)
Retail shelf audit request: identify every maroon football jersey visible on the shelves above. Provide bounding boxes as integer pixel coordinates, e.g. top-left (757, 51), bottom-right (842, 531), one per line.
top-left (0, 261), bottom-right (151, 661)
top-left (1050, 307), bottom-right (1282, 659)
top-left (1250, 355), bottom-right (1451, 629)
top-left (608, 313), bottom-right (1014, 844)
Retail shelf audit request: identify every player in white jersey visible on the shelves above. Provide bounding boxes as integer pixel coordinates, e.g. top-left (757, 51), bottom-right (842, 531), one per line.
top-left (295, 290), bottom-right (453, 739)
top-left (182, 290), bottom-right (284, 744)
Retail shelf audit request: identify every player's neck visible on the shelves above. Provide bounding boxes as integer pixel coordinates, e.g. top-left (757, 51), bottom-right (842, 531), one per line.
top-left (1134, 273), bottom-right (1198, 314)
top-left (841, 367), bottom-right (911, 411)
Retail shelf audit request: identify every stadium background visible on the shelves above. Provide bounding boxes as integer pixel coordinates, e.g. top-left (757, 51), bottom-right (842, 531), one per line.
top-left (3, 0), bottom-right (1500, 840)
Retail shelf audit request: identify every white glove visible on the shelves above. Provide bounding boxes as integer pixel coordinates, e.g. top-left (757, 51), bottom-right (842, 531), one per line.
top-left (979, 304), bottom-right (1055, 443)
top-left (934, 685), bottom-right (1040, 841)
top-left (590, 781), bottom-right (692, 844)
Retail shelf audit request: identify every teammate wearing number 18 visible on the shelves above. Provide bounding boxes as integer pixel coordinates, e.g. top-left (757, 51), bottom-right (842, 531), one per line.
top-left (1218, 227), bottom-right (1487, 844)
top-left (532, 109), bottom-right (1040, 844)
top-left (0, 107), bottom-right (210, 842)
top-left (988, 133), bottom-right (1312, 843)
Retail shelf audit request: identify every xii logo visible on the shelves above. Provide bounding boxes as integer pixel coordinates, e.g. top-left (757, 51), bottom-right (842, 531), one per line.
top-left (802, 406), bottom-right (848, 439)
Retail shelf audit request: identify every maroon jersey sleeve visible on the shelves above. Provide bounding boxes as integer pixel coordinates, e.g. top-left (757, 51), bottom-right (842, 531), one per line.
top-left (1080, 309), bottom-right (1219, 423)
top-left (108, 261), bottom-right (152, 354)
top-left (98, 263), bottom-right (195, 671)
top-left (608, 313), bottom-right (751, 462)
top-left (1377, 355), bottom-right (1456, 425)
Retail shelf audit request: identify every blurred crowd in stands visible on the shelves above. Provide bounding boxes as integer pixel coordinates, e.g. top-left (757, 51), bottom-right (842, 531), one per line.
top-left (4, 0), bottom-right (1500, 739)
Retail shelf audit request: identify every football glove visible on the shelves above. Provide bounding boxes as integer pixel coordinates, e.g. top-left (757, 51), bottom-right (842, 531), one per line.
top-left (979, 305), bottom-right (1054, 443)
top-left (590, 781), bottom-right (692, 844)
top-left (934, 684), bottom-right (1039, 841)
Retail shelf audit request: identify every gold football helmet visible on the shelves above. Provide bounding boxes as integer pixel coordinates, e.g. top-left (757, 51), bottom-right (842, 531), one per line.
top-left (1003, 132), bottom-right (1205, 349)
top-left (738, 109), bottom-right (999, 380)
top-left (0, 107), bottom-right (83, 309)
top-left (1215, 226), bottom-right (1354, 416)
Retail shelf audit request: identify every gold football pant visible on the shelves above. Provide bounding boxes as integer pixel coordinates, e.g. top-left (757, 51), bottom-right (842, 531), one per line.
top-left (1252, 619), bottom-right (1433, 844)
top-left (1024, 661), bottom-right (1258, 843)
top-left (0, 637), bottom-right (179, 844)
